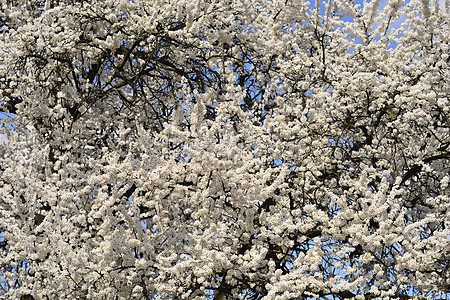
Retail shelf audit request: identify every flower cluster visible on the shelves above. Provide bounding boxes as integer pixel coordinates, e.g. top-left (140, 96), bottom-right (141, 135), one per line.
top-left (0, 0), bottom-right (448, 299)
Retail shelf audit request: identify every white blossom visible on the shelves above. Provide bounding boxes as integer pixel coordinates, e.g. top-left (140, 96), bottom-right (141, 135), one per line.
top-left (0, 0), bottom-right (449, 299)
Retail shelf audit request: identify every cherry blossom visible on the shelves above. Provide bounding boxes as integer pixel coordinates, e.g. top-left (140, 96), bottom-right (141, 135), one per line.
top-left (0, 0), bottom-right (448, 299)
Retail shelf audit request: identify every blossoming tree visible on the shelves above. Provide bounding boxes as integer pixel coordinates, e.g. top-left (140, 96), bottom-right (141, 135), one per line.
top-left (0, 0), bottom-right (449, 299)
